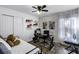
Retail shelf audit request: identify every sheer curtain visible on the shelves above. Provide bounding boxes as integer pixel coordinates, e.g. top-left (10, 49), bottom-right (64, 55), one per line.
top-left (59, 8), bottom-right (78, 43)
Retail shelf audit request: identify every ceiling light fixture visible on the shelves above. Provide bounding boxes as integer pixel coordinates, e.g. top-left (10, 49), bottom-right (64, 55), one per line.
top-left (32, 5), bottom-right (48, 14)
top-left (37, 11), bottom-right (42, 14)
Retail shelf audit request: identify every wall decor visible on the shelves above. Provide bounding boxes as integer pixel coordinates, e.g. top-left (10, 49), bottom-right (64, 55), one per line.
top-left (43, 22), bottom-right (47, 29)
top-left (49, 21), bottom-right (55, 29)
top-left (33, 20), bottom-right (38, 26)
top-left (33, 23), bottom-right (38, 26)
top-left (25, 19), bottom-right (38, 28)
top-left (26, 19), bottom-right (32, 22)
top-left (27, 24), bottom-right (32, 28)
top-left (25, 19), bottom-right (33, 28)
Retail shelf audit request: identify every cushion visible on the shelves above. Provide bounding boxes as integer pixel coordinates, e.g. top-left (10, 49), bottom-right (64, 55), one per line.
top-left (0, 38), bottom-right (11, 50)
top-left (0, 42), bottom-right (11, 54)
top-left (6, 40), bottom-right (15, 47)
top-left (0, 48), bottom-right (4, 54)
top-left (7, 34), bottom-right (15, 42)
top-left (14, 40), bottom-right (20, 46)
top-left (6, 34), bottom-right (20, 47)
top-left (0, 38), bottom-right (11, 54)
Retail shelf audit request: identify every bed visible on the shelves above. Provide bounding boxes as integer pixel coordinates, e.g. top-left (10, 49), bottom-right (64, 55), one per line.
top-left (11, 38), bottom-right (40, 54)
top-left (0, 38), bottom-right (40, 54)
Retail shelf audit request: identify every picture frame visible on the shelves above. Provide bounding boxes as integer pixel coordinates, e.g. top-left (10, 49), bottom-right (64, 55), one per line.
top-left (43, 22), bottom-right (47, 29)
top-left (49, 21), bottom-right (55, 29)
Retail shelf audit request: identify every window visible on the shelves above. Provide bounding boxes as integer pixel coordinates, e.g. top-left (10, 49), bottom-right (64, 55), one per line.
top-left (59, 18), bottom-right (65, 40)
top-left (59, 9), bottom-right (78, 43)
top-left (65, 17), bottom-right (77, 43)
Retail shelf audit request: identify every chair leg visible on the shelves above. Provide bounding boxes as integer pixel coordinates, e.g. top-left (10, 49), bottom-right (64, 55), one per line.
top-left (65, 46), bottom-right (71, 50)
top-left (75, 48), bottom-right (78, 54)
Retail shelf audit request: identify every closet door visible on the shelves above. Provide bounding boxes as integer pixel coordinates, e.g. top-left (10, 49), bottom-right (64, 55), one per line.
top-left (14, 17), bottom-right (23, 39)
top-left (0, 14), bottom-right (14, 38)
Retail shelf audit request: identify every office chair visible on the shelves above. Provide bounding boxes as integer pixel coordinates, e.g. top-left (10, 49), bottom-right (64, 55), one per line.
top-left (42, 30), bottom-right (50, 44)
top-left (42, 30), bottom-right (54, 49)
top-left (33, 28), bottom-right (41, 43)
top-left (49, 37), bottom-right (54, 50)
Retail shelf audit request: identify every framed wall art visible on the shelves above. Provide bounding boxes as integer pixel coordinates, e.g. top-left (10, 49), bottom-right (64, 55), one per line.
top-left (43, 22), bottom-right (47, 29)
top-left (49, 21), bottom-right (55, 29)
top-left (26, 19), bottom-right (33, 28)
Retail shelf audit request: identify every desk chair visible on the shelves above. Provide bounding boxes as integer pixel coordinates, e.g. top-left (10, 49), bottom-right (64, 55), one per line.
top-left (33, 28), bottom-right (41, 43)
top-left (49, 37), bottom-right (54, 50)
top-left (42, 30), bottom-right (49, 44)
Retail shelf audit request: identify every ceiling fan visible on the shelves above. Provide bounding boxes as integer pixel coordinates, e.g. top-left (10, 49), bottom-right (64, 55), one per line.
top-left (32, 5), bottom-right (48, 14)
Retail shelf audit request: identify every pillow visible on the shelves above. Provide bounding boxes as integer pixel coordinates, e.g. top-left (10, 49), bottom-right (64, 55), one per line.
top-left (6, 40), bottom-right (15, 47)
top-left (14, 40), bottom-right (20, 46)
top-left (7, 34), bottom-right (15, 42)
top-left (0, 48), bottom-right (4, 54)
top-left (0, 42), bottom-right (11, 54)
top-left (0, 38), bottom-right (11, 52)
top-left (6, 34), bottom-right (20, 47)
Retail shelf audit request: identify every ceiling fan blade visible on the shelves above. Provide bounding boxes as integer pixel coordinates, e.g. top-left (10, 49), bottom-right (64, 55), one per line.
top-left (42, 10), bottom-right (48, 12)
top-left (32, 11), bottom-right (37, 12)
top-left (42, 5), bottom-right (46, 9)
top-left (32, 6), bottom-right (37, 9)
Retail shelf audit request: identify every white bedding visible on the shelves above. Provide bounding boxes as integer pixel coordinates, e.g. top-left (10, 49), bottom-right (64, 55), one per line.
top-left (0, 38), bottom-right (11, 54)
top-left (11, 39), bottom-right (40, 54)
top-left (0, 38), bottom-right (40, 54)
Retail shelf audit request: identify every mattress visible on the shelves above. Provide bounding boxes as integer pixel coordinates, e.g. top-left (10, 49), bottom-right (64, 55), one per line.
top-left (11, 39), bottom-right (40, 54)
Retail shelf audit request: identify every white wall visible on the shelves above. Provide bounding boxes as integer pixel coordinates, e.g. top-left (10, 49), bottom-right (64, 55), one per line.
top-left (38, 14), bottom-right (60, 42)
top-left (0, 7), bottom-right (39, 42)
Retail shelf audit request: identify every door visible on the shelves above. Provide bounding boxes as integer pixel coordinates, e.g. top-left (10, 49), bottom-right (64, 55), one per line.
top-left (14, 16), bottom-right (24, 39)
top-left (0, 14), bottom-right (14, 38)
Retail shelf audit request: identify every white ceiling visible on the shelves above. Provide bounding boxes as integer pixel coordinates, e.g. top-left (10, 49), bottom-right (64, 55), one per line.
top-left (0, 5), bottom-right (79, 17)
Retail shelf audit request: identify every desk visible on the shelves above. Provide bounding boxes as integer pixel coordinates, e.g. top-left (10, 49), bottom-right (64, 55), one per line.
top-left (40, 34), bottom-right (53, 44)
top-left (64, 41), bottom-right (79, 54)
top-left (64, 41), bottom-right (79, 46)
